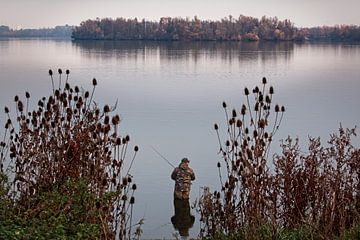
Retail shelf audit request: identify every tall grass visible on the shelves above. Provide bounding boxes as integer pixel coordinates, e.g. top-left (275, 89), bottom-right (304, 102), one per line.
top-left (198, 78), bottom-right (360, 239)
top-left (0, 69), bottom-right (141, 239)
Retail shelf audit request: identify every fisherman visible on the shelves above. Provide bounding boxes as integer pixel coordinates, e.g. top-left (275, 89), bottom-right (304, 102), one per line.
top-left (171, 158), bottom-right (195, 200)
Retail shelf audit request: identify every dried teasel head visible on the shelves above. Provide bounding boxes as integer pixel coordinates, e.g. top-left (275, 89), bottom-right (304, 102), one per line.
top-left (269, 86), bottom-right (274, 94)
top-left (244, 87), bottom-right (249, 96)
top-left (262, 77), bottom-right (267, 84)
top-left (275, 105), bottom-right (280, 113)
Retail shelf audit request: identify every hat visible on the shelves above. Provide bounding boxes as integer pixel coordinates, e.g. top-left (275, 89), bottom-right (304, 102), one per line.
top-left (181, 158), bottom-right (190, 163)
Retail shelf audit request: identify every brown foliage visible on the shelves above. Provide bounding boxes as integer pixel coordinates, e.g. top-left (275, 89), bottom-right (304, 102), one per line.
top-left (198, 78), bottom-right (360, 239)
top-left (1, 70), bottom-right (139, 239)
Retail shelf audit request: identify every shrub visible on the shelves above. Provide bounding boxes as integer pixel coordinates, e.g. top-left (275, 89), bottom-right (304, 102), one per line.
top-left (0, 70), bottom-right (141, 239)
top-left (198, 77), bottom-right (360, 239)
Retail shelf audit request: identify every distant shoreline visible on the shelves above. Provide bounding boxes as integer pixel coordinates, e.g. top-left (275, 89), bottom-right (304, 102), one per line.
top-left (71, 16), bottom-right (360, 42)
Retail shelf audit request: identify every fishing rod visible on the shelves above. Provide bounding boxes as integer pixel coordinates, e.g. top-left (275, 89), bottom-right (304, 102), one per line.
top-left (150, 146), bottom-right (176, 169)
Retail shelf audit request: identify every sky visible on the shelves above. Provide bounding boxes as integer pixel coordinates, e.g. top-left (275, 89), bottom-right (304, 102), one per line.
top-left (1, 0), bottom-right (359, 29)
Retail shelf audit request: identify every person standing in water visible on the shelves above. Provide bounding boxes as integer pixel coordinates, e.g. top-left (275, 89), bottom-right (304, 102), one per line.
top-left (171, 158), bottom-right (195, 200)
top-left (171, 158), bottom-right (196, 238)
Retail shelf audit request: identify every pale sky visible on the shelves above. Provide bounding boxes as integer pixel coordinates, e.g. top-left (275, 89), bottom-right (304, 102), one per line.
top-left (1, 0), bottom-right (359, 29)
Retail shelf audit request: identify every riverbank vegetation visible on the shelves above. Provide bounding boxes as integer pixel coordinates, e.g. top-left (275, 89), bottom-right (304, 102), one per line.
top-left (72, 15), bottom-right (360, 42)
top-left (0, 70), bottom-right (141, 239)
top-left (198, 78), bottom-right (360, 239)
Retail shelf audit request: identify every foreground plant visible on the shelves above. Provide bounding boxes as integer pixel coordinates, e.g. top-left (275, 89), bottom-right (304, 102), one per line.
top-left (0, 69), bottom-right (140, 239)
top-left (198, 77), bottom-right (360, 239)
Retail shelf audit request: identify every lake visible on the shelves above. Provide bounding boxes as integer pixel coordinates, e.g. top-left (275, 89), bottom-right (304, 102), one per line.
top-left (0, 39), bottom-right (359, 239)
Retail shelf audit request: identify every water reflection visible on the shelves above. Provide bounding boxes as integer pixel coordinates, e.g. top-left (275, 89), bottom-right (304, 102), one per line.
top-left (72, 40), bottom-right (294, 63)
top-left (171, 198), bottom-right (195, 239)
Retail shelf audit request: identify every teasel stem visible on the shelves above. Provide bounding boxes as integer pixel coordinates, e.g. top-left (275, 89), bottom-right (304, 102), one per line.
top-left (50, 76), bottom-right (55, 95)
top-left (89, 84), bottom-right (96, 107)
top-left (215, 127), bottom-right (223, 153)
top-left (128, 201), bottom-right (134, 239)
top-left (217, 163), bottom-right (224, 189)
top-left (246, 95), bottom-right (254, 126)
top-left (58, 74), bottom-right (62, 90)
top-left (271, 112), bottom-right (279, 137)
top-left (126, 149), bottom-right (138, 176)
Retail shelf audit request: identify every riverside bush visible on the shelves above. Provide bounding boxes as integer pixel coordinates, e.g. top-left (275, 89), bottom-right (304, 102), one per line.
top-left (199, 78), bottom-right (360, 239)
top-left (0, 70), bottom-right (141, 240)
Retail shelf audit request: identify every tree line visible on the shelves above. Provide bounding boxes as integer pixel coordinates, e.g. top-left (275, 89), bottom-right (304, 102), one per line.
top-left (71, 15), bottom-right (360, 42)
top-left (0, 25), bottom-right (72, 38)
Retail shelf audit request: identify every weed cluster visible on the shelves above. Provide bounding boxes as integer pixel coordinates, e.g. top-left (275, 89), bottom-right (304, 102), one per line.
top-left (198, 78), bottom-right (360, 239)
top-left (0, 70), bottom-right (141, 239)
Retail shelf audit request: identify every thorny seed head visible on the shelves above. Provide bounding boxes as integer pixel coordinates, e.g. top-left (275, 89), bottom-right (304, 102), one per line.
top-left (269, 86), bottom-right (274, 94)
top-left (265, 95), bottom-right (271, 104)
top-left (241, 105), bottom-right (246, 115)
top-left (262, 77), bottom-right (267, 84)
top-left (244, 87), bottom-right (249, 96)
top-left (275, 105), bottom-right (280, 113)
top-left (134, 146), bottom-right (139, 152)
top-left (222, 101), bottom-right (227, 108)
top-left (217, 162), bottom-right (221, 168)
top-left (66, 69), bottom-right (70, 75)
top-left (259, 94), bottom-right (263, 102)
top-left (132, 184), bottom-right (137, 190)
top-left (130, 196), bottom-right (135, 204)
top-left (258, 119), bottom-right (265, 129)
top-left (104, 105), bottom-right (110, 113)
top-left (214, 123), bottom-right (219, 130)
top-left (14, 95), bottom-right (19, 102)
top-left (92, 78), bottom-right (97, 86)
top-left (49, 69), bottom-right (53, 76)
top-left (245, 128), bottom-right (249, 134)
top-left (25, 92), bottom-right (30, 98)
top-left (4, 107), bottom-right (9, 113)
top-left (236, 120), bottom-right (242, 128)
top-left (58, 69), bottom-right (62, 74)
top-left (232, 109), bottom-right (237, 118)
top-left (281, 106), bottom-right (285, 112)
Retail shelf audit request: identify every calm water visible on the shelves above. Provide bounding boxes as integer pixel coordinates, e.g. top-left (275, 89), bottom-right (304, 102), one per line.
top-left (0, 39), bottom-right (360, 239)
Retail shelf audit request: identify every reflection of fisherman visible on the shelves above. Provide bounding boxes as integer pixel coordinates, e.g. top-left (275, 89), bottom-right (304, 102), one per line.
top-left (171, 198), bottom-right (195, 239)
top-left (171, 158), bottom-right (195, 200)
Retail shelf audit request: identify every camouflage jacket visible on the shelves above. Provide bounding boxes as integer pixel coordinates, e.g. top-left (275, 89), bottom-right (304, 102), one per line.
top-left (171, 163), bottom-right (195, 199)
